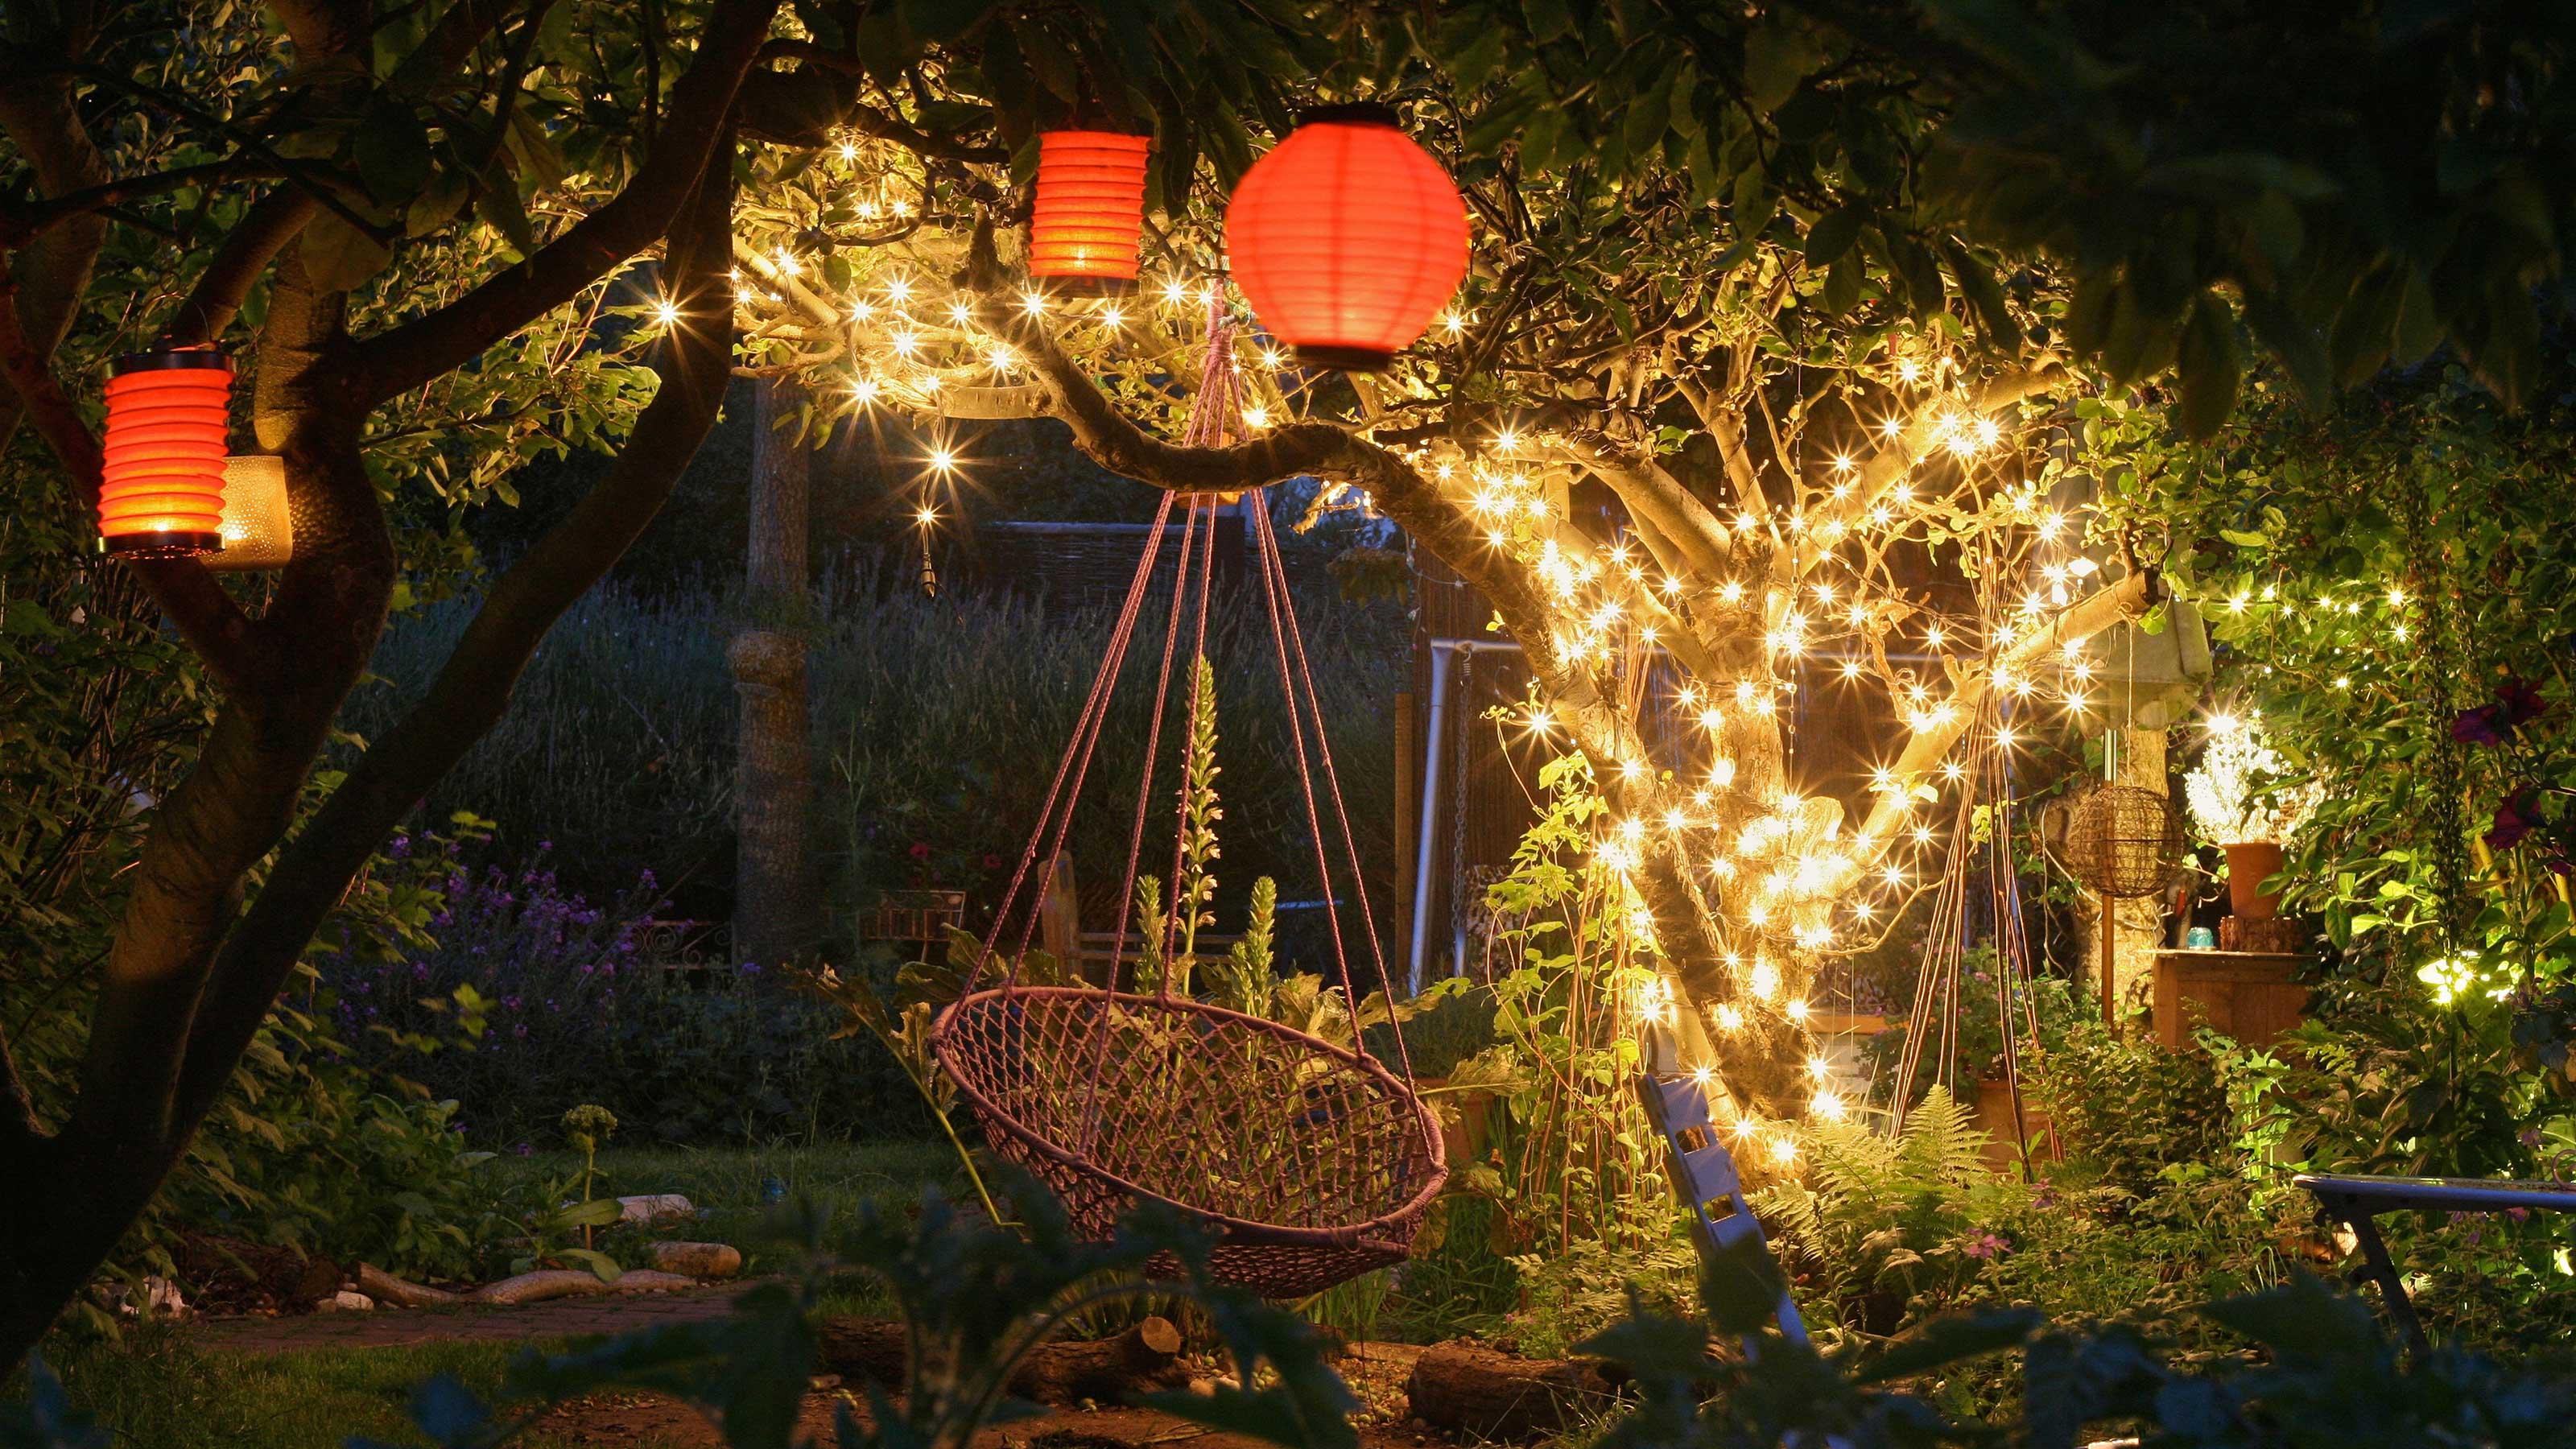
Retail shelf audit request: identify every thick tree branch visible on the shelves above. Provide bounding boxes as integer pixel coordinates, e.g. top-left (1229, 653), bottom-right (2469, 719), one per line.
top-left (1551, 427), bottom-right (1736, 576)
top-left (163, 188), bottom-right (319, 345)
top-left (0, 159), bottom-right (278, 244)
top-left (172, 151), bottom-right (740, 1127)
top-left (1852, 567), bottom-right (2157, 849)
top-left (745, 40), bottom-right (1009, 160)
top-left (0, 1028), bottom-right (38, 1150)
top-left (386, 0), bottom-right (512, 93)
top-left (351, 0), bottom-right (779, 403)
top-left (64, 236), bottom-right (383, 1157)
top-left (1806, 360), bottom-right (2066, 546)
top-left (0, 67), bottom-right (112, 448)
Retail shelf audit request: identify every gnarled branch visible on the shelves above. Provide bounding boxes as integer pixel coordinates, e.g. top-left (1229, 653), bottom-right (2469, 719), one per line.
top-left (1852, 567), bottom-right (2157, 850)
top-left (173, 142), bottom-right (741, 1128)
top-left (351, 0), bottom-right (780, 403)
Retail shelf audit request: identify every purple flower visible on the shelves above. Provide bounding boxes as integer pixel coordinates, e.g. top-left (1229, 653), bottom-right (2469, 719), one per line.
top-left (2453, 704), bottom-right (2504, 746)
top-left (1963, 1231), bottom-right (2008, 1261)
top-left (2487, 793), bottom-right (2540, 852)
top-left (2498, 677), bottom-right (2549, 728)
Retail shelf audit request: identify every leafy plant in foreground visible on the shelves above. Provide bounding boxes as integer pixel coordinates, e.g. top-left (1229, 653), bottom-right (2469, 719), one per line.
top-left (341, 1170), bottom-right (1356, 1449)
top-left (1587, 1235), bottom-right (2576, 1449)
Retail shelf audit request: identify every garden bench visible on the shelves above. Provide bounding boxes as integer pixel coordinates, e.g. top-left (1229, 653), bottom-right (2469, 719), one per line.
top-left (2293, 1171), bottom-right (2576, 1352)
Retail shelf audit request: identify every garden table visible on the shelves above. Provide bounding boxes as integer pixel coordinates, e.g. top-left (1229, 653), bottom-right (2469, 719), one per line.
top-left (2293, 1171), bottom-right (2576, 1352)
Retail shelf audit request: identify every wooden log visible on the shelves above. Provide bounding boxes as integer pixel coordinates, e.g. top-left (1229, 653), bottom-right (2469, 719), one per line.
top-left (818, 1315), bottom-right (1188, 1404)
top-left (1405, 1341), bottom-right (1621, 1440)
top-left (354, 1263), bottom-right (700, 1307)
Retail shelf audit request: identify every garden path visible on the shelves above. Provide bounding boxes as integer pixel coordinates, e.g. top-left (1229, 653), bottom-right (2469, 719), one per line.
top-left (190, 1283), bottom-right (752, 1354)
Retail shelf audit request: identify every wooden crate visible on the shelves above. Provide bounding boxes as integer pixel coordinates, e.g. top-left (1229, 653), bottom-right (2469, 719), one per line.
top-left (2151, 950), bottom-right (2311, 1050)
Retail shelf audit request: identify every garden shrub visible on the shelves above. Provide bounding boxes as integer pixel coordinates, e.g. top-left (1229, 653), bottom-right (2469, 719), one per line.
top-left (321, 830), bottom-right (924, 1149)
top-left (1758, 1088), bottom-right (2029, 1339)
top-left (2033, 1021), bottom-right (2244, 1199)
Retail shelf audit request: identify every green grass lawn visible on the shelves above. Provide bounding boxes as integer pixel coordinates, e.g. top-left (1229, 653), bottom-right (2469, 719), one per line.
top-left (481, 1136), bottom-right (969, 1275)
top-left (39, 1330), bottom-right (597, 1449)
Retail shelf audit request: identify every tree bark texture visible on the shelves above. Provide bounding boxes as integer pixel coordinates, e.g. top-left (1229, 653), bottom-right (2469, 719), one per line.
top-left (1403, 1341), bottom-right (1625, 1439)
top-left (731, 378), bottom-right (819, 966)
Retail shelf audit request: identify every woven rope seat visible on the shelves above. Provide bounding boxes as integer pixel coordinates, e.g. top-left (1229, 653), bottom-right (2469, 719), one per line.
top-left (935, 985), bottom-right (1446, 1298)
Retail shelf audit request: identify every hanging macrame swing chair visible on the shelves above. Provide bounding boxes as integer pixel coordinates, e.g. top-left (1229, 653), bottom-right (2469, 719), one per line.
top-left (931, 307), bottom-right (1446, 1298)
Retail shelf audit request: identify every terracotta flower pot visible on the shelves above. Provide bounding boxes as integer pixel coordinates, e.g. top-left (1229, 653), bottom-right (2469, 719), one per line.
top-left (2223, 840), bottom-right (2286, 919)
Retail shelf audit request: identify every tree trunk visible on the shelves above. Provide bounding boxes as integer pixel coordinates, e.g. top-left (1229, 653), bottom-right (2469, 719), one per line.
top-left (2101, 725), bottom-right (2169, 1026)
top-left (731, 378), bottom-right (818, 966)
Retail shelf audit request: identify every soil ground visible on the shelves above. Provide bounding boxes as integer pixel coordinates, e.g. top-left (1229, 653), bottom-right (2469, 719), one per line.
top-left (530, 1344), bottom-right (1437, 1449)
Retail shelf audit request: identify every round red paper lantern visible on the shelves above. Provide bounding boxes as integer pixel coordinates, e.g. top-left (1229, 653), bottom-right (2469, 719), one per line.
top-left (1030, 130), bottom-right (1151, 293)
top-left (1224, 105), bottom-right (1469, 372)
top-left (100, 345), bottom-right (232, 558)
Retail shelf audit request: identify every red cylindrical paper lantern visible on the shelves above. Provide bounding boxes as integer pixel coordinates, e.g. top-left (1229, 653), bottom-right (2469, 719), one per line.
top-left (1224, 105), bottom-right (1469, 372)
top-left (1030, 130), bottom-right (1151, 292)
top-left (101, 345), bottom-right (232, 558)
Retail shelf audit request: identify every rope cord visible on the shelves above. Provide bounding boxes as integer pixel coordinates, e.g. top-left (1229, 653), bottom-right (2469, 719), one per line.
top-left (964, 489), bottom-right (1178, 997)
top-left (1104, 497), bottom-right (1208, 987)
top-left (1250, 502), bottom-right (1418, 1079)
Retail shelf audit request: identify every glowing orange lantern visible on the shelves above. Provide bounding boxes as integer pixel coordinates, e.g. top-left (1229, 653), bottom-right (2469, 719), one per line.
top-left (1224, 105), bottom-right (1469, 372)
top-left (1029, 130), bottom-right (1150, 291)
top-left (100, 345), bottom-right (232, 558)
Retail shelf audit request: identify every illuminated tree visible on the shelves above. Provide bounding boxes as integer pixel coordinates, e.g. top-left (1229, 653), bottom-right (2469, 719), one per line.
top-left (718, 127), bottom-right (2152, 1131)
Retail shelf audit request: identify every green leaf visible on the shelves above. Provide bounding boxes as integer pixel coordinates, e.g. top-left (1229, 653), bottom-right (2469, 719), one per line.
top-left (404, 168), bottom-right (471, 236)
top-left (1822, 253), bottom-right (1861, 317)
top-left (2177, 291), bottom-right (2242, 438)
top-left (1804, 205), bottom-right (1866, 267)
top-left (554, 1247), bottom-right (625, 1282)
top-left (472, 171), bottom-right (538, 257)
top-left (1943, 239), bottom-right (2016, 345)
top-left (1447, 27), bottom-right (1509, 92)
top-left (1744, 19), bottom-right (1821, 113)
top-left (301, 209), bottom-right (392, 291)
top-left (1854, 1307), bottom-right (2043, 1384)
top-left (555, 1197), bottom-right (625, 1228)
top-left (1521, 0), bottom-right (1575, 43)
top-left (354, 100), bottom-right (433, 204)
top-left (1009, 16), bottom-right (1084, 104)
